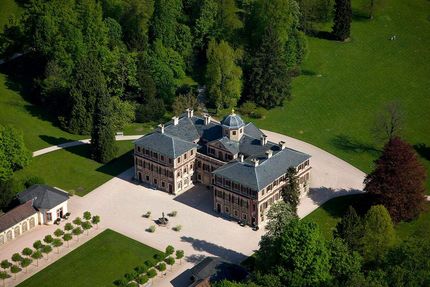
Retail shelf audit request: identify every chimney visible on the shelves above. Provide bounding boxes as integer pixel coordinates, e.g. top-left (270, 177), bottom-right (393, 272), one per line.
top-left (185, 108), bottom-right (193, 118)
top-left (279, 141), bottom-right (286, 150)
top-left (265, 150), bottom-right (273, 159)
top-left (251, 158), bottom-right (259, 167)
top-left (158, 124), bottom-right (164, 134)
top-left (239, 154), bottom-right (244, 162)
top-left (260, 135), bottom-right (267, 146)
top-left (204, 114), bottom-right (211, 125)
top-left (172, 116), bottom-right (179, 125)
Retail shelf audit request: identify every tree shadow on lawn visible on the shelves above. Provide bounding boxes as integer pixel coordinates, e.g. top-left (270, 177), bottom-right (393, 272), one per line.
top-left (180, 236), bottom-right (247, 264)
top-left (331, 134), bottom-right (381, 156)
top-left (308, 189), bottom-right (373, 218)
top-left (40, 134), bottom-right (79, 147)
top-left (414, 143), bottom-right (430, 161)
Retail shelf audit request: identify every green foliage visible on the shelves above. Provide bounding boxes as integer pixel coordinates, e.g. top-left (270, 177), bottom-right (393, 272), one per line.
top-left (332, 0), bottom-right (352, 41)
top-left (54, 228), bottom-right (65, 238)
top-left (151, 0), bottom-right (183, 48)
top-left (360, 205), bottom-right (395, 263)
top-left (73, 217), bottom-right (82, 226)
top-left (31, 250), bottom-right (43, 265)
top-left (62, 233), bottom-right (73, 246)
top-left (91, 90), bottom-right (118, 163)
top-left (282, 167), bottom-right (300, 214)
top-left (136, 274), bottom-right (149, 285)
top-left (165, 245), bottom-right (175, 257)
top-left (64, 223), bottom-right (74, 232)
top-left (72, 227), bottom-right (83, 239)
top-left (0, 176), bottom-right (23, 211)
top-left (11, 253), bottom-right (22, 263)
top-left (334, 206), bottom-right (364, 251)
top-left (0, 260), bottom-right (11, 270)
top-left (328, 238), bottom-right (363, 285)
top-left (43, 235), bottom-right (53, 244)
top-left (147, 268), bottom-right (157, 279)
top-left (41, 245), bottom-right (53, 257)
top-left (172, 225), bottom-right (182, 232)
top-left (33, 240), bottom-right (43, 250)
top-left (256, 219), bottom-right (331, 286)
top-left (265, 201), bottom-right (297, 237)
top-left (10, 264), bottom-right (21, 276)
top-left (206, 39), bottom-right (242, 110)
top-left (175, 250), bottom-right (184, 264)
top-left (144, 259), bottom-right (155, 268)
top-left (247, 26), bottom-right (290, 109)
top-left (91, 215), bottom-right (101, 228)
top-left (110, 97), bottom-right (135, 131)
top-left (20, 257), bottom-right (32, 271)
top-left (134, 265), bottom-right (147, 275)
top-left (153, 253), bottom-right (164, 263)
top-left (23, 176), bottom-right (45, 188)
top-left (124, 270), bottom-right (137, 281)
top-left (22, 247), bottom-right (33, 257)
top-left (156, 262), bottom-right (166, 272)
top-left (165, 256), bottom-right (175, 269)
top-left (83, 211), bottom-right (92, 221)
top-left (0, 124), bottom-right (31, 181)
top-left (0, 270), bottom-right (11, 281)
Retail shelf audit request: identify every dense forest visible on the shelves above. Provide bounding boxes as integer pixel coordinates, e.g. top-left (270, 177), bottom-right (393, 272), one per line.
top-left (0, 0), bottom-right (340, 131)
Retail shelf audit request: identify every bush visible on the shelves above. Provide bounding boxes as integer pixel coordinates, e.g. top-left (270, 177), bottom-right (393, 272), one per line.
top-left (146, 225), bottom-right (156, 233)
top-left (136, 274), bottom-right (149, 285)
top-left (142, 211), bottom-right (151, 218)
top-left (135, 99), bottom-right (165, 123)
top-left (172, 225), bottom-right (182, 232)
top-left (134, 265), bottom-right (148, 275)
top-left (156, 262), bottom-right (166, 272)
top-left (239, 101), bottom-right (257, 116)
top-left (167, 211), bottom-right (177, 217)
top-left (113, 278), bottom-right (128, 287)
top-left (165, 245), bottom-right (175, 257)
top-left (144, 259), bottom-right (155, 268)
top-left (251, 107), bottom-right (268, 119)
top-left (124, 271), bottom-right (138, 281)
top-left (23, 176), bottom-right (45, 188)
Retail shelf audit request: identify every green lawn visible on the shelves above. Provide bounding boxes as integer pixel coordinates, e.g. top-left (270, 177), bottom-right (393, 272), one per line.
top-left (305, 194), bottom-right (430, 243)
top-left (0, 0), bottom-right (22, 32)
top-left (18, 229), bottom-right (162, 287)
top-left (248, 0), bottom-right (430, 192)
top-left (15, 141), bottom-right (134, 196)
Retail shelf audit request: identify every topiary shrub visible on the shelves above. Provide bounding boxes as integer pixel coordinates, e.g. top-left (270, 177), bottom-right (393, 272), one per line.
top-left (146, 225), bottom-right (156, 233)
top-left (172, 225), bottom-right (182, 232)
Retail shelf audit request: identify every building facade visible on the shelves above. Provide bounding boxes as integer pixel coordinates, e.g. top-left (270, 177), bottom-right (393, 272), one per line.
top-left (134, 110), bottom-right (311, 226)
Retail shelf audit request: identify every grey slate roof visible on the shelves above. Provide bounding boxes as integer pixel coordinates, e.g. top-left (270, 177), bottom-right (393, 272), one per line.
top-left (215, 137), bottom-right (240, 154)
top-left (0, 201), bottom-right (37, 232)
top-left (221, 113), bottom-right (245, 129)
top-left (239, 135), bottom-right (277, 157)
top-left (135, 131), bottom-right (198, 158)
top-left (164, 117), bottom-right (200, 142)
top-left (213, 147), bottom-right (311, 191)
top-left (243, 122), bottom-right (264, 139)
top-left (191, 117), bottom-right (223, 142)
top-left (17, 185), bottom-right (69, 210)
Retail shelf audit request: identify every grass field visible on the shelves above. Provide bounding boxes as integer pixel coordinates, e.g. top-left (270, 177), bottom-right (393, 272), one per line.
top-left (17, 229), bottom-right (162, 287)
top-left (248, 0), bottom-right (430, 192)
top-left (15, 141), bottom-right (134, 196)
top-left (0, 0), bottom-right (22, 32)
top-left (304, 194), bottom-right (430, 242)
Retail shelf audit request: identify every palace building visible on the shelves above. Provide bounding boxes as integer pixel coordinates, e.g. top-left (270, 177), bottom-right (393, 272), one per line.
top-left (134, 109), bottom-right (311, 226)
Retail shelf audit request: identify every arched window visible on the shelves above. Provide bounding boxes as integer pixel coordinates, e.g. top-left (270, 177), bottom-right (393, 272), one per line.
top-left (6, 230), bottom-right (12, 241)
top-left (14, 226), bottom-right (20, 238)
top-left (0, 235), bottom-right (4, 245)
top-left (22, 221), bottom-right (28, 233)
top-left (30, 217), bottom-right (36, 229)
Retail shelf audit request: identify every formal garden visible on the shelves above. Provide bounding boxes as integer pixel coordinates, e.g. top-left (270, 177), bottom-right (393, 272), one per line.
top-left (0, 211), bottom-right (100, 286)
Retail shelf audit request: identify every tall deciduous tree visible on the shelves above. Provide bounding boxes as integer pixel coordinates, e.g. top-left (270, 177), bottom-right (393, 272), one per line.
top-left (247, 26), bottom-right (290, 108)
top-left (332, 0), bottom-right (352, 41)
top-left (206, 39), bottom-right (242, 110)
top-left (265, 201), bottom-right (297, 237)
top-left (282, 167), bottom-right (300, 214)
top-left (360, 205), bottom-right (395, 263)
top-left (364, 137), bottom-right (427, 222)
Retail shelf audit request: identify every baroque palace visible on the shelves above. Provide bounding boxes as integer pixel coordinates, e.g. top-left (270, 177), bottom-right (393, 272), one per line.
top-left (134, 109), bottom-right (311, 226)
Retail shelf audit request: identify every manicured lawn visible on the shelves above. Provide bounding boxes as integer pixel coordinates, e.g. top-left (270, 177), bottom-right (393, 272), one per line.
top-left (0, 72), bottom-right (85, 151)
top-left (305, 194), bottom-right (430, 243)
top-left (247, 0), bottom-right (430, 192)
top-left (0, 0), bottom-right (22, 32)
top-left (15, 141), bottom-right (134, 196)
top-left (18, 229), bottom-right (162, 287)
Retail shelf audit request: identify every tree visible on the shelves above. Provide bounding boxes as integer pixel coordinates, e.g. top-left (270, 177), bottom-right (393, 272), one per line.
top-left (91, 88), bottom-right (118, 163)
top-left (328, 238), bottom-right (363, 285)
top-left (73, 217), bottom-right (82, 226)
top-left (205, 39), bottom-right (242, 110)
top-left (334, 206), bottom-right (364, 251)
top-left (165, 246), bottom-right (175, 257)
top-left (91, 215), bottom-right (101, 229)
top-left (247, 26), bottom-right (290, 109)
top-left (0, 124), bottom-right (31, 181)
top-left (0, 271), bottom-right (10, 287)
top-left (156, 262), bottom-right (167, 274)
top-left (265, 201), bottom-right (297, 237)
top-left (31, 250), bottom-right (43, 266)
top-left (81, 221), bottom-right (92, 235)
top-left (11, 254), bottom-right (22, 264)
top-left (110, 97), bottom-right (135, 131)
top-left (147, 268), bottom-right (157, 283)
top-left (372, 102), bottom-right (403, 142)
top-left (282, 167), bottom-right (300, 214)
top-left (256, 219), bottom-right (331, 286)
top-left (20, 258), bottom-right (32, 273)
top-left (151, 0), bottom-right (182, 48)
top-left (360, 205), bottom-right (395, 263)
top-left (165, 257), bottom-right (175, 270)
top-left (332, 0), bottom-right (352, 41)
top-left (54, 228), bottom-right (65, 238)
top-left (22, 248), bottom-right (33, 258)
top-left (175, 250), bottom-right (184, 264)
top-left (73, 227), bottom-right (83, 241)
top-left (64, 223), bottom-right (74, 232)
top-left (136, 274), bottom-right (149, 285)
top-left (43, 235), bottom-right (53, 245)
top-left (0, 260), bottom-right (11, 271)
top-left (83, 211), bottom-right (92, 221)
top-left (41, 245), bottom-right (53, 260)
top-left (52, 238), bottom-right (63, 253)
top-left (172, 92), bottom-right (201, 116)
top-left (364, 137), bottom-right (427, 222)
top-left (10, 265), bottom-right (21, 280)
top-left (62, 233), bottom-right (73, 248)
top-left (135, 265), bottom-right (148, 275)
top-left (33, 240), bottom-right (43, 250)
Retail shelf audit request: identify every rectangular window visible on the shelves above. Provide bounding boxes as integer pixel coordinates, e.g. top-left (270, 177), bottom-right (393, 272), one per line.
top-left (177, 157), bottom-right (181, 163)
top-left (184, 153), bottom-right (187, 159)
top-left (46, 212), bottom-right (52, 222)
top-left (161, 155), bottom-right (164, 161)
top-left (191, 150), bottom-right (194, 156)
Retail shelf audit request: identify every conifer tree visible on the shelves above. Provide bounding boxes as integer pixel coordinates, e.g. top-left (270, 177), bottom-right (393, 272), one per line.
top-left (247, 26), bottom-right (290, 109)
top-left (334, 206), bottom-right (364, 251)
top-left (282, 167), bottom-right (300, 214)
top-left (364, 137), bottom-right (426, 222)
top-left (332, 0), bottom-right (352, 41)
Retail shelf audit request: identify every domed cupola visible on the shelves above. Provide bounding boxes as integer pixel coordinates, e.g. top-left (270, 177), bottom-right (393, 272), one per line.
top-left (221, 110), bottom-right (245, 141)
